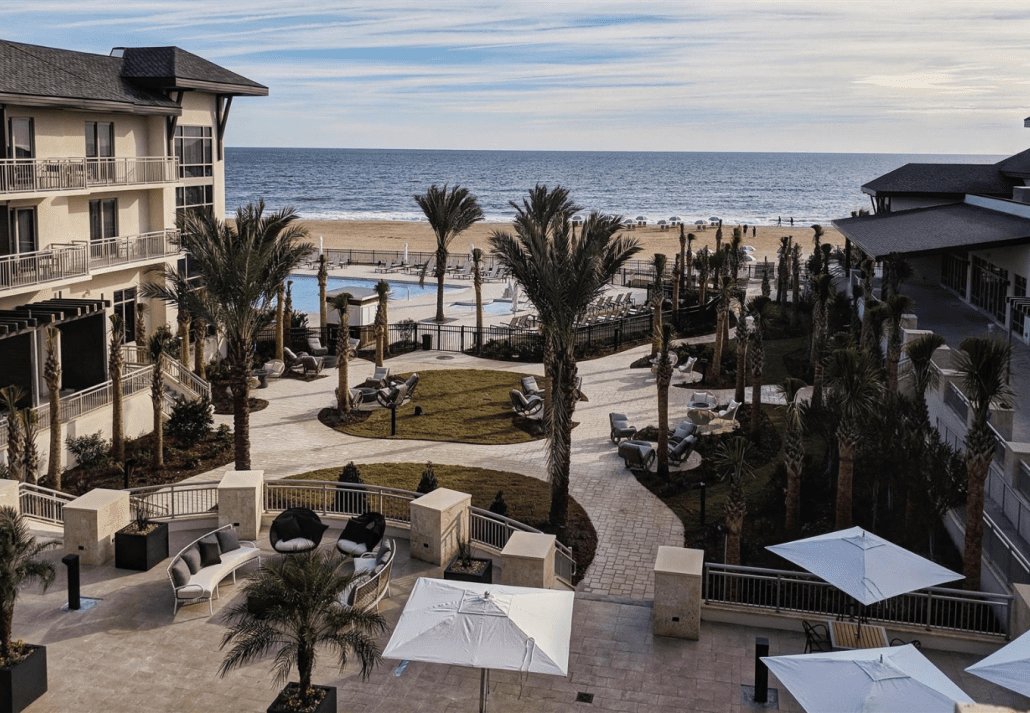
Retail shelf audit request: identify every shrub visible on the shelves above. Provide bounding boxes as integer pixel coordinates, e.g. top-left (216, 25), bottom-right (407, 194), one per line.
top-left (0, 463), bottom-right (10, 480)
top-left (488, 490), bottom-right (508, 517)
top-left (215, 424), bottom-right (232, 446)
top-left (416, 461), bottom-right (438, 494)
top-left (165, 396), bottom-right (213, 443)
top-left (338, 462), bottom-right (363, 484)
top-left (65, 432), bottom-right (110, 474)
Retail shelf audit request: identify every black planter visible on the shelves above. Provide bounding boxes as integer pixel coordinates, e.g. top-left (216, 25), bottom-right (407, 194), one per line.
top-left (444, 556), bottom-right (493, 584)
top-left (0, 644), bottom-right (47, 713)
top-left (115, 521), bottom-right (169, 571)
top-left (267, 683), bottom-right (336, 713)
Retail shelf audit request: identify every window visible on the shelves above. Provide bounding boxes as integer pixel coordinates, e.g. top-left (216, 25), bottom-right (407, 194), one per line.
top-left (1013, 274), bottom-right (1027, 338)
top-left (8, 208), bottom-right (37, 254)
top-left (89, 199), bottom-right (118, 241)
top-left (85, 122), bottom-right (114, 158)
top-left (174, 126), bottom-right (213, 178)
top-left (941, 252), bottom-right (968, 298)
top-left (970, 255), bottom-right (1009, 323)
top-left (9, 118), bottom-right (33, 159)
top-left (176, 184), bottom-right (214, 220)
top-left (113, 288), bottom-right (137, 344)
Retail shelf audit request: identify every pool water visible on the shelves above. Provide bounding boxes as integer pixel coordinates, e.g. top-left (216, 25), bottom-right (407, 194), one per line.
top-left (289, 273), bottom-right (461, 312)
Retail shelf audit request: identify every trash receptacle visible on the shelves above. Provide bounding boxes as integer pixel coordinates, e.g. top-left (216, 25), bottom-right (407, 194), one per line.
top-left (422, 334), bottom-right (432, 351)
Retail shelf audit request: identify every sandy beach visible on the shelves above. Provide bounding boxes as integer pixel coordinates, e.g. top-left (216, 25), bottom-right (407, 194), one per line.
top-left (298, 219), bottom-right (845, 264)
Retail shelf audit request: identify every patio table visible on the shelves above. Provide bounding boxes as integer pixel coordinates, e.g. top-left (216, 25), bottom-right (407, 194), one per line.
top-left (828, 620), bottom-right (888, 650)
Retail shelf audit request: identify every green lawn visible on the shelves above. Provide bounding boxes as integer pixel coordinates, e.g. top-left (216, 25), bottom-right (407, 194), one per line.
top-left (327, 369), bottom-right (543, 445)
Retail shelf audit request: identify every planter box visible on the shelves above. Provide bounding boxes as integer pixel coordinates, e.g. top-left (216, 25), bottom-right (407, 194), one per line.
top-left (267, 684), bottom-right (336, 713)
top-left (444, 556), bottom-right (493, 584)
top-left (0, 644), bottom-right (47, 713)
top-left (114, 521), bottom-right (169, 571)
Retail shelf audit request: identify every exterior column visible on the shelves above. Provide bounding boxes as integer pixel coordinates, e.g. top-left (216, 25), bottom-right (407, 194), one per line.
top-left (218, 470), bottom-right (264, 540)
top-left (63, 489), bottom-right (130, 566)
top-left (500, 532), bottom-right (555, 589)
top-left (653, 546), bottom-right (703, 640)
top-left (409, 488), bottom-right (470, 566)
top-left (0, 479), bottom-right (19, 513)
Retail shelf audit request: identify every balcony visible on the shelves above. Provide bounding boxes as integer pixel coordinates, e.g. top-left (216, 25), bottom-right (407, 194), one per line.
top-left (0, 244), bottom-right (89, 292)
top-left (88, 230), bottom-right (181, 272)
top-left (0, 156), bottom-right (179, 196)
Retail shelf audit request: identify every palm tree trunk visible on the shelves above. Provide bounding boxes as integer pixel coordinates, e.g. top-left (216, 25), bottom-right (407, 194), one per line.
top-left (193, 319), bottom-right (206, 379)
top-left (232, 366), bottom-right (251, 471)
top-left (726, 514), bottom-right (743, 566)
top-left (435, 250), bottom-right (447, 323)
top-left (151, 356), bottom-right (164, 468)
top-left (111, 350), bottom-right (124, 464)
top-left (45, 328), bottom-right (62, 488)
top-left (298, 643), bottom-right (315, 706)
top-left (963, 424), bottom-right (994, 588)
top-left (711, 307), bottom-right (725, 383)
top-left (812, 350), bottom-right (824, 409)
top-left (275, 286), bottom-right (285, 361)
top-left (835, 428), bottom-right (856, 528)
top-left (337, 318), bottom-right (351, 415)
top-left (887, 338), bottom-right (900, 395)
top-left (735, 324), bottom-right (748, 404)
top-left (0, 607), bottom-right (13, 662)
top-left (546, 345), bottom-right (576, 529)
top-left (474, 273), bottom-right (483, 355)
top-left (784, 419), bottom-right (803, 532)
top-left (656, 357), bottom-right (672, 480)
top-left (749, 342), bottom-right (764, 436)
top-left (178, 316), bottom-right (190, 366)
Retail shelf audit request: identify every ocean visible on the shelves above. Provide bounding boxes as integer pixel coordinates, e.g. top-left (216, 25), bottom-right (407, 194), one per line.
top-left (225, 148), bottom-right (1003, 226)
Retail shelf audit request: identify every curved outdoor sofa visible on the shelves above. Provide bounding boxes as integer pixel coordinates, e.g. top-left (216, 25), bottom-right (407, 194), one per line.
top-left (166, 524), bottom-right (261, 614)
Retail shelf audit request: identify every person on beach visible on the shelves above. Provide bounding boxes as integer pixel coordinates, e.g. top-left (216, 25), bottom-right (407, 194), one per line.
top-left (778, 216), bottom-right (782, 226)
top-left (752, 226), bottom-right (756, 238)
top-left (790, 217), bottom-right (794, 226)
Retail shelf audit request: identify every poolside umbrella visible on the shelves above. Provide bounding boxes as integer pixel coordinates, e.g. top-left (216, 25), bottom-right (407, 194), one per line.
top-left (762, 644), bottom-right (973, 713)
top-left (966, 629), bottom-right (1030, 697)
top-left (766, 527), bottom-right (961, 607)
top-left (694, 219), bottom-right (708, 227)
top-left (403, 242), bottom-right (408, 264)
top-left (319, 235), bottom-right (323, 256)
top-left (384, 579), bottom-right (574, 713)
top-left (511, 283), bottom-right (520, 314)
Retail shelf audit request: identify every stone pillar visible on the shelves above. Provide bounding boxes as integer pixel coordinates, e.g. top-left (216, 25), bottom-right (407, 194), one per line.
top-left (63, 489), bottom-right (130, 566)
top-left (501, 532), bottom-right (555, 588)
top-left (0, 479), bottom-right (19, 514)
top-left (409, 488), bottom-right (470, 565)
top-left (218, 470), bottom-right (264, 540)
top-left (653, 546), bottom-right (703, 640)
top-left (1012, 583), bottom-right (1030, 637)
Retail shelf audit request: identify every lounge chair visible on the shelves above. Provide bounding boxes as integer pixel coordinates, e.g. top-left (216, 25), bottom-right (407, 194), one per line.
top-left (510, 389), bottom-right (543, 417)
top-left (521, 375), bottom-right (544, 397)
top-left (345, 388), bottom-right (381, 411)
top-left (669, 438), bottom-right (695, 466)
top-left (609, 412), bottom-right (637, 443)
top-left (377, 383), bottom-right (408, 409)
top-left (263, 359), bottom-right (285, 379)
top-left (337, 511), bottom-right (386, 557)
top-left (696, 400), bottom-right (741, 429)
top-left (284, 347), bottom-right (324, 376)
top-left (803, 620), bottom-right (832, 653)
top-left (306, 335), bottom-right (329, 356)
top-left (670, 421), bottom-right (698, 446)
top-left (677, 356), bottom-right (698, 378)
top-left (269, 507), bottom-right (329, 554)
top-left (617, 440), bottom-right (655, 472)
top-left (371, 366), bottom-right (390, 386)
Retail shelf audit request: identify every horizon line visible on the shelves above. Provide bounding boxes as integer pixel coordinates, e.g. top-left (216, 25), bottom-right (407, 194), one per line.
top-left (224, 146), bottom-right (1011, 157)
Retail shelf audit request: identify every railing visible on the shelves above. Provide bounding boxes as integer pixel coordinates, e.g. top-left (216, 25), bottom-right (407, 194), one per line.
top-left (121, 346), bottom-right (210, 400)
top-left (88, 230), bottom-right (180, 270)
top-left (704, 563), bottom-right (1013, 637)
top-left (470, 507), bottom-right (576, 586)
top-left (945, 382), bottom-right (970, 422)
top-left (983, 512), bottom-right (1030, 586)
top-left (19, 482), bottom-right (75, 525)
top-left (30, 365), bottom-right (151, 430)
top-left (0, 244), bottom-right (89, 290)
top-left (126, 481), bottom-right (220, 520)
top-left (0, 156), bottom-right (179, 195)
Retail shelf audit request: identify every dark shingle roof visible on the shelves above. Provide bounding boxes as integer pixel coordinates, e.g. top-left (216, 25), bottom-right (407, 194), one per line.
top-left (996, 148), bottom-right (1030, 176)
top-left (0, 39), bottom-right (266, 114)
top-left (833, 203), bottom-right (1030, 259)
top-left (861, 163), bottom-right (1014, 197)
top-left (120, 47), bottom-right (267, 95)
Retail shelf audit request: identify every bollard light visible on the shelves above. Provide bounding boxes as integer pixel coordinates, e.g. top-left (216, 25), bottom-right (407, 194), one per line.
top-left (62, 554), bottom-right (80, 610)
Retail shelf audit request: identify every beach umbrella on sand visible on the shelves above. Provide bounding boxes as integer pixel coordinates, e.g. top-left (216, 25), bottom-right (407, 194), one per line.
top-left (966, 629), bottom-right (1030, 697)
top-left (763, 645), bottom-right (973, 713)
top-left (709, 216), bottom-right (721, 224)
top-left (384, 579), bottom-right (574, 713)
top-left (694, 219), bottom-right (708, 227)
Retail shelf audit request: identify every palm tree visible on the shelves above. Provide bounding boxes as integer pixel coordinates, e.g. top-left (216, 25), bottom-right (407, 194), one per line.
top-left (734, 300), bottom-right (749, 404)
top-left (471, 247), bottom-right (485, 354)
top-left (174, 201), bottom-right (312, 470)
top-left (729, 226), bottom-right (743, 281)
top-left (20, 410), bottom-right (39, 484)
top-left (696, 248), bottom-right (710, 304)
top-left (825, 347), bottom-right (883, 528)
top-left (810, 273), bottom-right (834, 408)
top-left (885, 293), bottom-right (916, 395)
top-left (776, 236), bottom-right (791, 305)
top-left (373, 279), bottom-right (390, 366)
top-left (134, 303), bottom-right (147, 345)
top-left (0, 507), bottom-right (56, 663)
top-left (956, 335), bottom-right (1013, 588)
top-left (140, 264), bottom-right (198, 368)
top-left (219, 550), bottom-right (385, 710)
top-left (414, 184), bottom-right (485, 323)
top-left (714, 437), bottom-right (755, 566)
top-left (109, 314), bottom-right (125, 464)
top-left (329, 293), bottom-right (354, 416)
top-left (710, 276), bottom-right (734, 384)
top-left (778, 377), bottom-right (807, 532)
top-left (317, 253), bottom-right (329, 334)
top-left (860, 257), bottom-right (876, 346)
top-left (655, 324), bottom-right (674, 479)
top-left (148, 330), bottom-right (172, 468)
top-left (0, 387), bottom-right (25, 482)
top-left (43, 326), bottom-right (61, 488)
top-left (790, 243), bottom-right (802, 317)
top-left (747, 296), bottom-right (772, 437)
top-left (490, 185), bottom-right (640, 528)
top-left (192, 315), bottom-right (207, 379)
top-left (863, 302), bottom-right (890, 366)
top-left (905, 332), bottom-right (946, 422)
top-left (811, 224), bottom-right (824, 276)
top-left (275, 283), bottom-right (285, 361)
top-left (685, 231), bottom-right (696, 284)
top-left (714, 221), bottom-right (723, 253)
top-left (671, 252), bottom-right (682, 317)
top-left (678, 225), bottom-right (688, 296)
top-left (650, 254), bottom-right (667, 356)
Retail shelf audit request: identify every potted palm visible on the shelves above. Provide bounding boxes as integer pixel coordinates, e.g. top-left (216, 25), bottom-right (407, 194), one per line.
top-left (220, 550), bottom-right (386, 713)
top-left (114, 493), bottom-right (169, 571)
top-left (443, 530), bottom-right (492, 584)
top-left (0, 506), bottom-right (56, 713)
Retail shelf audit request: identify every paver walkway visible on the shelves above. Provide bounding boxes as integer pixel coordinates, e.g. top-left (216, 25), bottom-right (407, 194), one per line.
top-left (198, 339), bottom-right (758, 599)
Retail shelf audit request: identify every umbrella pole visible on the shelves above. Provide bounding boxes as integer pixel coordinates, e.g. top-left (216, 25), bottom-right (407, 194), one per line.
top-left (480, 668), bottom-right (490, 713)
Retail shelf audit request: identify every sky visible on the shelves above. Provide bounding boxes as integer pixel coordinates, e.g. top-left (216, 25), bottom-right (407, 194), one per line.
top-left (2, 1), bottom-right (1029, 154)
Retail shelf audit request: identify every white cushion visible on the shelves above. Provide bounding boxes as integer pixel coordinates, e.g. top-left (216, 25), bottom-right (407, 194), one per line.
top-left (275, 537), bottom-right (315, 553)
top-left (337, 539), bottom-right (368, 556)
top-left (175, 584), bottom-right (206, 599)
top-left (354, 555), bottom-right (377, 575)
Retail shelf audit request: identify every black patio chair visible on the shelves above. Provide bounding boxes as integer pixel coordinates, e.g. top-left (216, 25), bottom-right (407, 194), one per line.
top-left (337, 511), bottom-right (387, 557)
top-left (802, 620), bottom-right (832, 653)
top-left (617, 440), bottom-right (656, 472)
top-left (890, 637), bottom-right (922, 650)
top-left (269, 507), bottom-right (329, 554)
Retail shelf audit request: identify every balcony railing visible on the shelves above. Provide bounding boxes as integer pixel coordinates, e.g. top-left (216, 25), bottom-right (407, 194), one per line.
top-left (88, 230), bottom-right (180, 271)
top-left (0, 156), bottom-right (179, 195)
top-left (0, 244), bottom-right (89, 290)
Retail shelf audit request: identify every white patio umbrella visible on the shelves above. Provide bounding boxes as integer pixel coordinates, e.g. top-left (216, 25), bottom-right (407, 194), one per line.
top-left (763, 644), bottom-right (973, 713)
top-left (966, 629), bottom-right (1030, 697)
top-left (694, 219), bottom-right (708, 227)
top-left (318, 235), bottom-right (323, 256)
top-left (403, 242), bottom-right (408, 264)
top-left (384, 579), bottom-right (574, 712)
top-left (766, 527), bottom-right (961, 606)
top-left (511, 283), bottom-right (520, 314)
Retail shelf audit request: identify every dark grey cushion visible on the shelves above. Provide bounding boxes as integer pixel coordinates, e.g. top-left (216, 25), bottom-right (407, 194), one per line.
top-left (339, 574), bottom-right (371, 607)
top-left (180, 546), bottom-right (202, 574)
top-left (215, 529), bottom-right (240, 553)
top-left (274, 515), bottom-right (303, 542)
top-left (376, 540), bottom-right (393, 567)
top-left (198, 537), bottom-right (222, 568)
top-left (170, 560), bottom-right (191, 588)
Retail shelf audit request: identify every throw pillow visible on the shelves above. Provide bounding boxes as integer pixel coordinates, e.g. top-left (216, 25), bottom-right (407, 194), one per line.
top-left (353, 556), bottom-right (377, 575)
top-left (376, 541), bottom-right (393, 566)
top-left (274, 515), bottom-right (303, 543)
top-left (170, 560), bottom-right (192, 588)
top-left (198, 538), bottom-right (222, 568)
top-left (215, 529), bottom-right (240, 553)
top-left (181, 546), bottom-right (202, 574)
top-left (276, 537), bottom-right (315, 553)
top-left (340, 518), bottom-right (368, 544)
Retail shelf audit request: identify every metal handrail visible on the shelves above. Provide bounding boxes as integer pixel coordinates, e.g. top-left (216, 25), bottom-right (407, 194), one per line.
top-left (0, 156), bottom-right (179, 194)
top-left (469, 506), bottom-right (576, 586)
top-left (19, 482), bottom-right (76, 525)
top-left (88, 229), bottom-right (181, 270)
top-left (125, 481), bottom-right (221, 520)
top-left (0, 243), bottom-right (89, 290)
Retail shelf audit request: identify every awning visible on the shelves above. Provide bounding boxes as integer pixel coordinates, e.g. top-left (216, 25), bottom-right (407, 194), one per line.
top-left (0, 298), bottom-right (108, 339)
top-left (833, 203), bottom-right (1030, 260)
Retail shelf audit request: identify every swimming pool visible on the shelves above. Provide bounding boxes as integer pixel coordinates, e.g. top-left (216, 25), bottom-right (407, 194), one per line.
top-left (289, 274), bottom-right (462, 312)
top-left (451, 299), bottom-right (522, 316)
